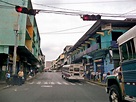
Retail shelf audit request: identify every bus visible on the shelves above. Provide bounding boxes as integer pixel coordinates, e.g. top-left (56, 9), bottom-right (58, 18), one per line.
top-left (106, 25), bottom-right (136, 102)
top-left (62, 64), bottom-right (84, 80)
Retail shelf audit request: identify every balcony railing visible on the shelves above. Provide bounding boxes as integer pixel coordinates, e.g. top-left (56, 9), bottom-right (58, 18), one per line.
top-left (74, 43), bottom-right (99, 60)
top-left (111, 41), bottom-right (118, 48)
top-left (86, 43), bottom-right (99, 54)
top-left (72, 41), bottom-right (118, 62)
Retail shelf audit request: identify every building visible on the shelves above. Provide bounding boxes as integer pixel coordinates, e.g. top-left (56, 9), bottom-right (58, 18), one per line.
top-left (69, 19), bottom-right (136, 81)
top-left (63, 45), bottom-right (73, 65)
top-left (45, 61), bottom-right (52, 69)
top-left (0, 0), bottom-right (45, 80)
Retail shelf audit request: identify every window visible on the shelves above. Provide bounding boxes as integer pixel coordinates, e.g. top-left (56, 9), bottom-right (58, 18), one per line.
top-left (70, 69), bottom-right (73, 71)
top-left (74, 68), bottom-right (79, 71)
top-left (121, 39), bottom-right (136, 61)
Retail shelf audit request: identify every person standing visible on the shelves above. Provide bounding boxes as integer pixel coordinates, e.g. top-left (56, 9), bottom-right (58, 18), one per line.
top-left (6, 71), bottom-right (10, 85)
top-left (18, 69), bottom-right (24, 85)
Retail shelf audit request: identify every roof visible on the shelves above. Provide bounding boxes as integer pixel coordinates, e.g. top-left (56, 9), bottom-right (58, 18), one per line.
top-left (69, 19), bottom-right (136, 52)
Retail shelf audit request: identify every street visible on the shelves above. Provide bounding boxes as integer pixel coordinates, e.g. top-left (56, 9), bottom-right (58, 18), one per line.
top-left (0, 72), bottom-right (109, 102)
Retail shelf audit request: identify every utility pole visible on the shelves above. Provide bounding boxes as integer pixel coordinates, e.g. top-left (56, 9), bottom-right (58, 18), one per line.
top-left (13, 14), bottom-right (20, 75)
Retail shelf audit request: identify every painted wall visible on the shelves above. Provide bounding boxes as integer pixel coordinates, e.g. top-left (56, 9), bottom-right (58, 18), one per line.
top-left (101, 31), bottom-right (112, 49)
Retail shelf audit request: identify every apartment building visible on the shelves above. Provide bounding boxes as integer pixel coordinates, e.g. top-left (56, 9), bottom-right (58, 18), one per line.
top-left (0, 0), bottom-right (45, 80)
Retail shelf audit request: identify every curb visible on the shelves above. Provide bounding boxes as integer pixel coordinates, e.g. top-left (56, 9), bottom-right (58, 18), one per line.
top-left (86, 79), bottom-right (106, 87)
top-left (0, 84), bottom-right (12, 91)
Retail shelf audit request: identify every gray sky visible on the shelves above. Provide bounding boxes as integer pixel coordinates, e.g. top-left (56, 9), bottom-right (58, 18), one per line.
top-left (31, 0), bottom-right (136, 61)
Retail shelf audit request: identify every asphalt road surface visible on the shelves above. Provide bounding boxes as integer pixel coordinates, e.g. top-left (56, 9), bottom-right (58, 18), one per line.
top-left (0, 72), bottom-right (109, 102)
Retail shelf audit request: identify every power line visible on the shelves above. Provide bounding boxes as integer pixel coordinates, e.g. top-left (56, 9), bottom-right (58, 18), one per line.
top-left (33, 0), bottom-right (136, 5)
top-left (32, 2), bottom-right (136, 18)
top-left (0, 0), bottom-right (16, 6)
top-left (41, 24), bottom-right (92, 34)
top-left (0, 4), bottom-right (14, 9)
top-left (1, 0), bottom-right (136, 18)
top-left (40, 32), bottom-right (85, 35)
top-left (33, 2), bottom-right (96, 14)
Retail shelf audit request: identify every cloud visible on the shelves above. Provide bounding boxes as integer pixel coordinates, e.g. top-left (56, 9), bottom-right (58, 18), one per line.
top-left (32, 0), bottom-right (136, 62)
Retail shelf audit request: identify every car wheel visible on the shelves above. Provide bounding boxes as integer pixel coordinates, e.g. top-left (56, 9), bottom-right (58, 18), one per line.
top-left (109, 85), bottom-right (122, 102)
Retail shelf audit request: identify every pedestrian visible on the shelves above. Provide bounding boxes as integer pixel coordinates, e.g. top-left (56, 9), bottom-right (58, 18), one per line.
top-left (18, 69), bottom-right (24, 85)
top-left (5, 71), bottom-right (10, 85)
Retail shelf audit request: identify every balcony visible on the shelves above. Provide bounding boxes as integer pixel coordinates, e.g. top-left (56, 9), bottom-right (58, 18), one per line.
top-left (73, 43), bottom-right (99, 61)
top-left (72, 41), bottom-right (118, 62)
top-left (86, 43), bottom-right (99, 54)
top-left (110, 41), bottom-right (118, 48)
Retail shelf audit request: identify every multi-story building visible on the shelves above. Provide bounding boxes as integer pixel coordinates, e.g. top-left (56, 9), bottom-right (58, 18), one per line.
top-left (69, 19), bottom-right (136, 81)
top-left (0, 0), bottom-right (45, 80)
top-left (63, 45), bottom-right (73, 65)
top-left (55, 53), bottom-right (65, 70)
top-left (51, 60), bottom-right (57, 70)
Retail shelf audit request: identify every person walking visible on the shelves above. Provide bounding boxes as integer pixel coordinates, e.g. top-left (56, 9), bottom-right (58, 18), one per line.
top-left (18, 69), bottom-right (24, 85)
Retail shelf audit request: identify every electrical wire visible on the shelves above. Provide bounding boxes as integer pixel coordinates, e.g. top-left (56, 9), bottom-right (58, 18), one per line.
top-left (0, 0), bottom-right (16, 6)
top-left (41, 24), bottom-right (92, 34)
top-left (32, 2), bottom-right (136, 18)
top-left (40, 32), bottom-right (85, 35)
top-left (1, 0), bottom-right (136, 18)
top-left (0, 4), bottom-right (14, 9)
top-left (33, 0), bottom-right (136, 5)
top-left (33, 2), bottom-right (96, 14)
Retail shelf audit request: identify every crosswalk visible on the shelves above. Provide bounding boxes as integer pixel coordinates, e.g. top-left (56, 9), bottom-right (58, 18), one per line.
top-left (27, 81), bottom-right (84, 86)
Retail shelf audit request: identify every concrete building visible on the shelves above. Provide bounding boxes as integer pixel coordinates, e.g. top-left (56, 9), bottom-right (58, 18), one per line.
top-left (69, 19), bottom-right (136, 81)
top-left (63, 45), bottom-right (73, 65)
top-left (0, 0), bottom-right (45, 80)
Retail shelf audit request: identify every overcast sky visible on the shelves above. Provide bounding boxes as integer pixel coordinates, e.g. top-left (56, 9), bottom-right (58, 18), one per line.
top-left (31, 0), bottom-right (136, 61)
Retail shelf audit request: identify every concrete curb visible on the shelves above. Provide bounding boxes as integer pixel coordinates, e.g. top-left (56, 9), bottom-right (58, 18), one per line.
top-left (86, 79), bottom-right (106, 87)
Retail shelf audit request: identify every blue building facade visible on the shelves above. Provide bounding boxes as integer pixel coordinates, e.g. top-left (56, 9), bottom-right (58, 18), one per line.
top-left (69, 19), bottom-right (136, 81)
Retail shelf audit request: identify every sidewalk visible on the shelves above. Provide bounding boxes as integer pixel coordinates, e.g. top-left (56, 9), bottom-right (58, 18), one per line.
top-left (0, 73), bottom-right (40, 91)
top-left (0, 81), bottom-right (10, 90)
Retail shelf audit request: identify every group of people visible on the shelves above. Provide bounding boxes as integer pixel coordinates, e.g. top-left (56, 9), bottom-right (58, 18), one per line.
top-left (6, 69), bottom-right (24, 85)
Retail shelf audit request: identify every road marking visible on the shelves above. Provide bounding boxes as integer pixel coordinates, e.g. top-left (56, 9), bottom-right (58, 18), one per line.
top-left (78, 83), bottom-right (82, 85)
top-left (44, 82), bottom-right (48, 84)
top-left (57, 82), bottom-right (62, 85)
top-left (41, 85), bottom-right (52, 88)
top-left (70, 83), bottom-right (76, 85)
top-left (29, 81), bottom-right (34, 84)
top-left (28, 81), bottom-right (85, 86)
top-left (50, 82), bottom-right (55, 85)
top-left (63, 82), bottom-right (69, 85)
top-left (37, 81), bottom-right (41, 84)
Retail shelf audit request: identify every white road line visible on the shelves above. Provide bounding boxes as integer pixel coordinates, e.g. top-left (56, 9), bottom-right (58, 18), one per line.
top-left (63, 82), bottom-right (69, 85)
top-left (78, 83), bottom-right (82, 85)
top-left (57, 82), bottom-right (62, 85)
top-left (37, 81), bottom-right (41, 84)
top-left (29, 81), bottom-right (34, 84)
top-left (50, 82), bottom-right (55, 85)
top-left (29, 81), bottom-right (85, 86)
top-left (70, 83), bottom-right (76, 85)
top-left (41, 85), bottom-right (52, 88)
top-left (44, 82), bottom-right (48, 84)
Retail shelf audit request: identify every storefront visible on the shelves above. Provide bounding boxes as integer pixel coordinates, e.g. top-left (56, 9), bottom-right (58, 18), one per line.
top-left (94, 58), bottom-right (104, 81)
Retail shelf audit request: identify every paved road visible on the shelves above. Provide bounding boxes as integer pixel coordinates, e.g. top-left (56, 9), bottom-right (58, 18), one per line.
top-left (0, 72), bottom-right (109, 102)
